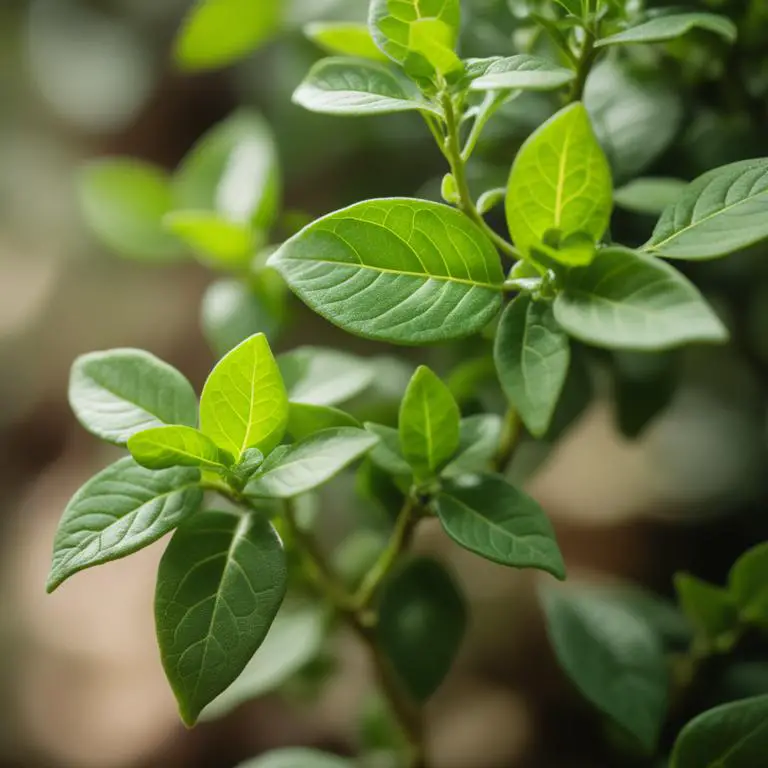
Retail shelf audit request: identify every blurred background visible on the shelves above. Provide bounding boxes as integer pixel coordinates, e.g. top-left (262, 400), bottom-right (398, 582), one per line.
top-left (2, 0), bottom-right (768, 766)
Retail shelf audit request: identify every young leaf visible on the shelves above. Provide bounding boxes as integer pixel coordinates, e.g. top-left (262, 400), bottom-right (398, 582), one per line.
top-left (494, 295), bottom-right (570, 438)
top-left (287, 403), bottom-right (360, 441)
top-left (200, 333), bottom-right (288, 460)
top-left (245, 428), bottom-right (378, 499)
top-left (407, 18), bottom-right (463, 77)
top-left (644, 159), bottom-right (768, 260)
top-left (278, 347), bottom-right (374, 407)
top-left (293, 58), bottom-right (442, 117)
top-left (47, 458), bottom-right (202, 592)
top-left (174, 0), bottom-right (281, 71)
top-left (128, 426), bottom-right (235, 472)
top-left (269, 199), bottom-right (504, 344)
top-left (164, 212), bottom-right (254, 268)
top-left (729, 542), bottom-right (768, 628)
top-left (236, 749), bottom-right (351, 768)
top-left (442, 415), bottom-right (503, 477)
top-left (614, 178), bottom-right (688, 216)
top-left (399, 366), bottom-right (460, 481)
top-left (674, 573), bottom-right (740, 651)
top-left (436, 474), bottom-right (565, 579)
top-left (156, 510), bottom-right (286, 726)
top-left (670, 695), bottom-right (768, 768)
top-left (506, 103), bottom-right (613, 263)
top-left (553, 247), bottom-right (728, 351)
top-left (596, 13), bottom-right (737, 48)
top-left (377, 557), bottom-right (466, 701)
top-left (364, 423), bottom-right (413, 478)
top-left (470, 55), bottom-right (575, 92)
top-left (78, 159), bottom-right (180, 261)
top-left (69, 349), bottom-right (198, 446)
top-left (304, 22), bottom-right (388, 61)
top-left (543, 588), bottom-right (668, 751)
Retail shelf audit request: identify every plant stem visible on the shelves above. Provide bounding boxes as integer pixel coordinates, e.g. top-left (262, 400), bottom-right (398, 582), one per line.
top-left (493, 408), bottom-right (522, 473)
top-left (568, 28), bottom-right (598, 102)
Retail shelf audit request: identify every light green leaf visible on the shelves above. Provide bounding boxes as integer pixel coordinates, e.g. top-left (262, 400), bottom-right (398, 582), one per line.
top-left (644, 159), bottom-right (768, 260)
top-left (614, 178), bottom-right (688, 216)
top-left (442, 415), bottom-right (502, 477)
top-left (174, 0), bottom-right (281, 71)
top-left (470, 54), bottom-right (575, 92)
top-left (407, 18), bottom-right (463, 76)
top-left (596, 13), bottom-right (737, 48)
top-left (78, 159), bottom-right (180, 261)
top-left (364, 423), bottom-right (413, 477)
top-left (173, 110), bottom-right (280, 233)
top-left (543, 588), bottom-right (668, 751)
top-left (505, 103), bottom-right (612, 263)
top-left (69, 348), bottom-right (198, 446)
top-left (245, 428), bottom-right (378, 499)
top-left (47, 458), bottom-right (202, 592)
top-left (269, 199), bottom-right (504, 344)
top-left (436, 474), bottom-right (565, 578)
top-left (553, 247), bottom-right (728, 351)
top-left (156, 510), bottom-right (286, 726)
top-left (278, 347), bottom-right (374, 406)
top-left (293, 57), bottom-right (442, 117)
top-left (494, 295), bottom-right (570, 437)
top-left (202, 602), bottom-right (325, 720)
top-left (674, 573), bottom-right (740, 652)
top-left (236, 749), bottom-right (351, 768)
top-left (476, 188), bottom-right (505, 215)
top-left (164, 211), bottom-right (254, 268)
top-left (287, 403), bottom-right (360, 441)
top-left (128, 426), bottom-right (235, 472)
top-left (200, 333), bottom-right (288, 460)
top-left (671, 695), bottom-right (768, 768)
top-left (729, 542), bottom-right (768, 628)
top-left (399, 366), bottom-right (460, 481)
top-left (378, 557), bottom-right (466, 700)
top-left (304, 22), bottom-right (387, 61)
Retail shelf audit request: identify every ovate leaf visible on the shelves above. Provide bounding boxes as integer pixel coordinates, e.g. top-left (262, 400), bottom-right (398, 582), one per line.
top-left (156, 511), bottom-right (287, 725)
top-left (304, 22), bottom-right (387, 61)
top-left (399, 366), bottom-right (460, 481)
top-left (293, 57), bottom-right (441, 117)
top-left (614, 178), bottom-right (688, 216)
top-left (286, 403), bottom-right (360, 441)
top-left (671, 695), bottom-right (768, 768)
top-left (378, 557), bottom-right (466, 701)
top-left (494, 295), bottom-right (570, 437)
top-left (596, 13), bottom-right (737, 48)
top-left (69, 348), bottom-right (198, 446)
top-left (436, 474), bottom-right (565, 578)
top-left (470, 55), bottom-right (575, 92)
top-left (269, 199), bottom-right (504, 344)
top-left (543, 588), bottom-right (668, 751)
top-left (729, 542), bottom-right (768, 628)
top-left (236, 749), bottom-right (351, 768)
top-left (506, 103), bottom-right (612, 263)
top-left (644, 159), bottom-right (768, 260)
top-left (128, 426), bottom-right (235, 472)
top-left (47, 458), bottom-right (202, 592)
top-left (553, 247), bottom-right (728, 351)
top-left (164, 211), bottom-right (254, 269)
top-left (200, 333), bottom-right (288, 459)
top-left (245, 428), bottom-right (378, 499)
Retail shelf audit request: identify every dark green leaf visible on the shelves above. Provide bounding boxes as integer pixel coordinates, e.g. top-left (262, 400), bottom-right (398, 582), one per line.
top-left (128, 426), bottom-right (235, 472)
top-left (287, 403), bottom-right (360, 441)
top-left (674, 573), bottom-right (740, 652)
top-left (470, 55), bottom-right (575, 92)
top-left (729, 542), bottom-right (768, 628)
top-left (596, 13), bottom-right (737, 48)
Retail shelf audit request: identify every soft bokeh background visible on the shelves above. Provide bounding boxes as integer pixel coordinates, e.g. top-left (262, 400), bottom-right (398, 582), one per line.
top-left (2, 1), bottom-right (768, 766)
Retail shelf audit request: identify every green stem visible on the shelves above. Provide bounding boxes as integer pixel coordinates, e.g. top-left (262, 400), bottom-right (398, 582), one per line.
top-left (460, 90), bottom-right (510, 162)
top-left (493, 408), bottom-right (522, 473)
top-left (567, 28), bottom-right (598, 103)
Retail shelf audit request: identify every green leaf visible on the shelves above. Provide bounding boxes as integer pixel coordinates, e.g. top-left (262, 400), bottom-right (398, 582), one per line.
top-left (164, 212), bottom-right (254, 268)
top-left (543, 588), bottom-right (668, 751)
top-left (368, 0), bottom-right (461, 81)
top-left (174, 0), bottom-right (281, 71)
top-left (505, 103), bottom-right (613, 263)
top-left (245, 428), bottom-right (378, 499)
top-left (287, 403), bottom-right (360, 441)
top-left (293, 57), bottom-right (442, 117)
top-left (304, 22), bottom-right (388, 61)
top-left (69, 349), bottom-right (198, 446)
top-left (494, 295), bottom-right (571, 437)
top-left (78, 159), bottom-right (180, 261)
top-left (674, 573), bottom-right (740, 652)
top-left (128, 426), bottom-right (235, 472)
top-left (236, 749), bottom-right (351, 768)
top-left (614, 178), bottom-right (688, 216)
top-left (442, 415), bottom-right (502, 477)
top-left (476, 188), bottom-right (505, 215)
top-left (173, 110), bottom-right (280, 233)
top-left (644, 159), bottom-right (768, 260)
top-left (200, 333), bottom-right (288, 460)
top-left (729, 542), bottom-right (768, 628)
top-left (436, 474), bottom-right (565, 578)
top-left (201, 602), bottom-right (325, 720)
top-left (596, 13), bottom-right (737, 48)
top-left (553, 247), bottom-right (728, 351)
top-left (269, 199), bottom-right (504, 344)
top-left (364, 423), bottom-right (413, 478)
top-left (377, 557), bottom-right (466, 701)
top-left (156, 510), bottom-right (286, 726)
top-left (278, 347), bottom-right (374, 407)
top-left (470, 55), bottom-right (575, 92)
top-left (47, 458), bottom-right (202, 592)
top-left (399, 366), bottom-right (460, 481)
top-left (671, 695), bottom-right (768, 768)
top-left (407, 18), bottom-right (463, 76)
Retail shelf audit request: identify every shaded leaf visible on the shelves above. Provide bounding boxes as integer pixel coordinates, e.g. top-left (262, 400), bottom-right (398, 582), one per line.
top-left (287, 403), bottom-right (360, 441)
top-left (597, 13), bottom-right (737, 48)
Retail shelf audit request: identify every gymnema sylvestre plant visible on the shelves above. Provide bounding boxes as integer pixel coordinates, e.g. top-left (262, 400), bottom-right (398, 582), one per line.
top-left (48, 0), bottom-right (768, 766)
